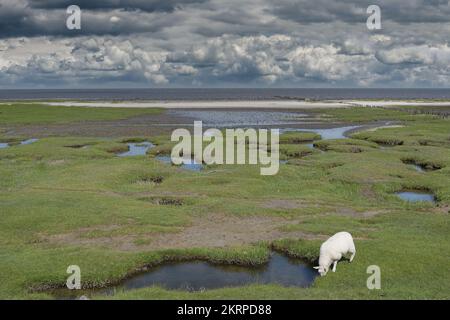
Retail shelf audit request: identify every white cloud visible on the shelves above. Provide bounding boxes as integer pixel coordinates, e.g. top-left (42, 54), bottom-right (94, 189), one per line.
top-left (110, 16), bottom-right (121, 23)
top-left (1, 0), bottom-right (450, 87)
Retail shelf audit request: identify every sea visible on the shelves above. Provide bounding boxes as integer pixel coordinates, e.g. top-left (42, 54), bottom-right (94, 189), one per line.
top-left (1, 88), bottom-right (450, 101)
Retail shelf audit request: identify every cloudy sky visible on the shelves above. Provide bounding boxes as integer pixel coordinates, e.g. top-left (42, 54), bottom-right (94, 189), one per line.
top-left (1, 0), bottom-right (450, 88)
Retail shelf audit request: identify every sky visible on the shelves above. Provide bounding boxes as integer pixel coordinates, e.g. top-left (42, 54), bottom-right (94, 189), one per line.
top-left (1, 0), bottom-right (450, 88)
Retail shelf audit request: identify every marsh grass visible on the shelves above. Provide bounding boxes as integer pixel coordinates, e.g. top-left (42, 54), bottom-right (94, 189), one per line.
top-left (0, 104), bottom-right (162, 124)
top-left (0, 105), bottom-right (449, 299)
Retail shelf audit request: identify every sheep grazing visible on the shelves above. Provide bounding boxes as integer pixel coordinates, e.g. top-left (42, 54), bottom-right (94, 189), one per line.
top-left (314, 231), bottom-right (356, 276)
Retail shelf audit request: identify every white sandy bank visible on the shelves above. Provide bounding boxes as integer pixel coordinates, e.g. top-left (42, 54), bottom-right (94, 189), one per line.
top-left (40, 100), bottom-right (352, 109)
top-left (9, 99), bottom-right (450, 109)
top-left (344, 100), bottom-right (450, 107)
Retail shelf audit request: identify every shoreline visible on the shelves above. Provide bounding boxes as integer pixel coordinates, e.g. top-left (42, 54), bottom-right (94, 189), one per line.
top-left (3, 99), bottom-right (450, 109)
top-left (34, 100), bottom-right (352, 109)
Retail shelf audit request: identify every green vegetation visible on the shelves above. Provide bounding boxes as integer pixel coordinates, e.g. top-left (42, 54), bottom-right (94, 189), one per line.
top-left (314, 139), bottom-right (379, 153)
top-left (279, 144), bottom-right (317, 158)
top-left (0, 103), bottom-right (449, 299)
top-left (280, 131), bottom-right (321, 144)
top-left (0, 103), bottom-right (162, 124)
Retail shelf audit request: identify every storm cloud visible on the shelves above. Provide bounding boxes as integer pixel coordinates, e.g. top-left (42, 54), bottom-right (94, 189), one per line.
top-left (0, 0), bottom-right (449, 87)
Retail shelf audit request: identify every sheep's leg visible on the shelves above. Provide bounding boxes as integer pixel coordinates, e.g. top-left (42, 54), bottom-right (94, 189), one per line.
top-left (332, 261), bottom-right (337, 272)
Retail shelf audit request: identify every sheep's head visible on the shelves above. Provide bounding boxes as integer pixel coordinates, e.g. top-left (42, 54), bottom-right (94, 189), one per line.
top-left (314, 265), bottom-right (328, 276)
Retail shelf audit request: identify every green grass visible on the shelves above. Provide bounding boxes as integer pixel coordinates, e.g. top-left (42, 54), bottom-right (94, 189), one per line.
top-left (0, 105), bottom-right (449, 299)
top-left (280, 131), bottom-right (321, 144)
top-left (314, 139), bottom-right (379, 153)
top-left (0, 103), bottom-right (162, 124)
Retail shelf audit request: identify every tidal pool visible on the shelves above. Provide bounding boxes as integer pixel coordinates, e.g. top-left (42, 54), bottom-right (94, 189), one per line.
top-left (156, 155), bottom-right (203, 171)
top-left (281, 126), bottom-right (360, 140)
top-left (396, 191), bottom-right (435, 203)
top-left (116, 252), bottom-right (316, 292)
top-left (54, 252), bottom-right (317, 298)
top-left (0, 139), bottom-right (39, 148)
top-left (403, 160), bottom-right (440, 173)
top-left (118, 142), bottom-right (154, 157)
top-left (21, 138), bottom-right (39, 145)
top-left (410, 164), bottom-right (425, 173)
top-left (168, 110), bottom-right (308, 127)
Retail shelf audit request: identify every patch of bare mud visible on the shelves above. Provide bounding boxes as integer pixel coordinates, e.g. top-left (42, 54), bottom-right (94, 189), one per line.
top-left (260, 199), bottom-right (320, 210)
top-left (334, 208), bottom-right (387, 218)
top-left (41, 214), bottom-right (325, 251)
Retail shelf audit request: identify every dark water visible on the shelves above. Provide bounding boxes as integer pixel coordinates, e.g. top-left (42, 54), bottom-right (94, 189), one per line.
top-left (117, 142), bottom-right (154, 157)
top-left (2, 88), bottom-right (450, 100)
top-left (396, 192), bottom-right (435, 203)
top-left (52, 252), bottom-right (318, 299)
top-left (116, 253), bottom-right (316, 292)
top-left (156, 155), bottom-right (203, 171)
top-left (53, 252), bottom-right (317, 299)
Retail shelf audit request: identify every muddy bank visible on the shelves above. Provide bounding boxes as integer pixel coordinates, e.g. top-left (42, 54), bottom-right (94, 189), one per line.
top-left (1, 108), bottom-right (390, 138)
top-left (41, 214), bottom-right (326, 252)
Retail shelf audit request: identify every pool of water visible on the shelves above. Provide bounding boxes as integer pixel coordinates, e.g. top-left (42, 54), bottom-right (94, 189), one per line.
top-left (0, 139), bottom-right (39, 148)
top-left (168, 110), bottom-right (308, 127)
top-left (115, 252), bottom-right (316, 292)
top-left (396, 191), bottom-right (435, 203)
top-left (156, 155), bottom-right (203, 171)
top-left (118, 142), bottom-right (154, 157)
top-left (281, 126), bottom-right (361, 140)
top-left (53, 252), bottom-right (317, 299)
top-left (21, 138), bottom-right (39, 145)
top-left (410, 164), bottom-right (425, 173)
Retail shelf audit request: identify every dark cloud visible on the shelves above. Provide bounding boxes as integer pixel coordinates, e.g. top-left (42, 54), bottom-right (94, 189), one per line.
top-left (28, 0), bottom-right (209, 13)
top-left (1, 0), bottom-right (450, 87)
top-left (269, 0), bottom-right (450, 24)
top-left (0, 1), bottom-right (182, 38)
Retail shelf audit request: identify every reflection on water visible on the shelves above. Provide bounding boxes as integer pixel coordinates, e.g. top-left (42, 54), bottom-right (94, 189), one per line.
top-left (168, 110), bottom-right (307, 127)
top-left (53, 252), bottom-right (317, 299)
top-left (118, 142), bottom-right (154, 157)
top-left (410, 164), bottom-right (425, 173)
top-left (156, 155), bottom-right (203, 171)
top-left (21, 138), bottom-right (39, 145)
top-left (0, 139), bottom-right (39, 148)
top-left (396, 191), bottom-right (435, 203)
top-left (281, 126), bottom-right (360, 140)
top-left (116, 253), bottom-right (316, 292)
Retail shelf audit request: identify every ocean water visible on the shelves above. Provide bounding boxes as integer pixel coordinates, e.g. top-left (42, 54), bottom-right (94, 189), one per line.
top-left (2, 88), bottom-right (450, 100)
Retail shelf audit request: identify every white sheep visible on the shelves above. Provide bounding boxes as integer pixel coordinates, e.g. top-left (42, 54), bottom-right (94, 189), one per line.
top-left (314, 231), bottom-right (356, 276)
